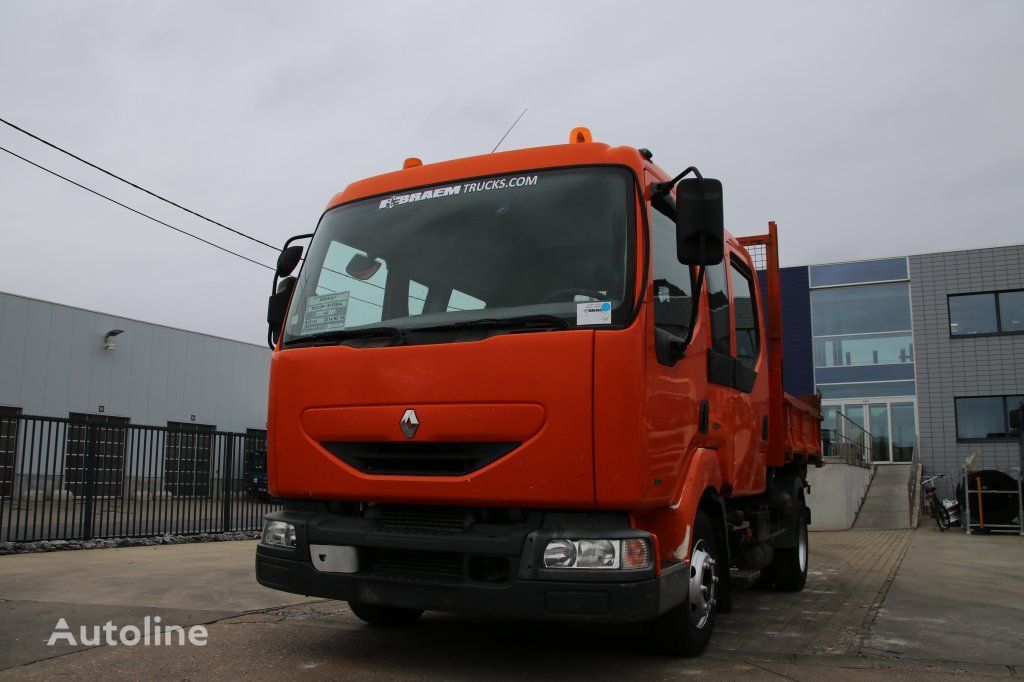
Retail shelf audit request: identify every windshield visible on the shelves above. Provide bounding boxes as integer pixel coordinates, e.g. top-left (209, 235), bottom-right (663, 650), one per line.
top-left (282, 167), bottom-right (635, 345)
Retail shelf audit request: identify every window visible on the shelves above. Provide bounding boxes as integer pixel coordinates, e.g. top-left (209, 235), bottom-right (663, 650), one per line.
top-left (730, 261), bottom-right (760, 368)
top-left (706, 260), bottom-right (730, 356)
top-left (948, 289), bottom-right (1024, 336)
top-left (955, 396), bottom-right (1024, 440)
top-left (283, 167), bottom-right (635, 344)
top-left (651, 209), bottom-right (693, 339)
top-left (812, 283), bottom-right (912, 336)
top-left (948, 294), bottom-right (997, 335)
top-left (809, 258), bottom-right (907, 287)
top-left (817, 381), bottom-right (916, 399)
top-left (998, 291), bottom-right (1024, 332)
top-left (310, 240), bottom-right (388, 330)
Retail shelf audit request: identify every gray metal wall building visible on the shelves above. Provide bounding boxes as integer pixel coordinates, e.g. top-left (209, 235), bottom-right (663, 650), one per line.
top-left (0, 291), bottom-right (270, 431)
top-left (909, 245), bottom-right (1024, 497)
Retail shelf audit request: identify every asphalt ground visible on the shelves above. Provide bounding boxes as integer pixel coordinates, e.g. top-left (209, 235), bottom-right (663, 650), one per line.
top-left (0, 527), bottom-right (1021, 680)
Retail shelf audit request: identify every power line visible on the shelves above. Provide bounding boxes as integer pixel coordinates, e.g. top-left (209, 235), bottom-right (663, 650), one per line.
top-left (0, 116), bottom-right (435, 305)
top-left (0, 116), bottom-right (278, 251)
top-left (0, 144), bottom-right (274, 271)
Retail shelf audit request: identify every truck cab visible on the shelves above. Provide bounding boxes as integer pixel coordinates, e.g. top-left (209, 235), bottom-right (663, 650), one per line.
top-left (256, 130), bottom-right (821, 656)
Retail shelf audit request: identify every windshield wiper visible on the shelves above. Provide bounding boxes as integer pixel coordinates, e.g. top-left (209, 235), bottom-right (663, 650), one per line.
top-left (285, 326), bottom-right (407, 347)
top-left (412, 314), bottom-right (571, 334)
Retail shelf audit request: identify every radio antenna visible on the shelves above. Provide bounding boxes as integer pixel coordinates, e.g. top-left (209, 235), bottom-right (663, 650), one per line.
top-left (491, 108), bottom-right (527, 153)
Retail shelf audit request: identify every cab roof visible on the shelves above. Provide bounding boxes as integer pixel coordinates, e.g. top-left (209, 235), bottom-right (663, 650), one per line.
top-left (326, 141), bottom-right (656, 210)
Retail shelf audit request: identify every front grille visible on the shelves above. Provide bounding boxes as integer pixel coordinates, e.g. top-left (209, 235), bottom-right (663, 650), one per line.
top-left (323, 441), bottom-right (519, 475)
top-left (368, 548), bottom-right (464, 580)
top-left (377, 505), bottom-right (472, 532)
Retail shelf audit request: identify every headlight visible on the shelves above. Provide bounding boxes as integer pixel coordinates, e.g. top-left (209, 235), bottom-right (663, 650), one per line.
top-left (542, 538), bottom-right (650, 570)
top-left (543, 539), bottom-right (577, 567)
top-left (261, 520), bottom-right (296, 548)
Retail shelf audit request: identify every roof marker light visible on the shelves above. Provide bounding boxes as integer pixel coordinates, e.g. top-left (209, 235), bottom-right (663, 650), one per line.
top-left (403, 157), bottom-right (422, 169)
top-left (569, 127), bottom-right (593, 144)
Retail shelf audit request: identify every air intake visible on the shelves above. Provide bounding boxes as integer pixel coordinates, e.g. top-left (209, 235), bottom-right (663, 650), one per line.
top-left (322, 441), bottom-right (519, 476)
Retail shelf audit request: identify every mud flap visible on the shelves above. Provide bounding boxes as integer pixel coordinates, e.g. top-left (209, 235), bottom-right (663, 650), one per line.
top-left (713, 494), bottom-right (733, 614)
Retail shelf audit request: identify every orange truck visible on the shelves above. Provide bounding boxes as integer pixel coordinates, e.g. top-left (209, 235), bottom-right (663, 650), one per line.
top-left (256, 128), bottom-right (822, 656)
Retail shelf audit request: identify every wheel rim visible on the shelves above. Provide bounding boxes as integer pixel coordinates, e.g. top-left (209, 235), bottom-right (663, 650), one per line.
top-left (688, 539), bottom-right (717, 629)
top-left (797, 519), bottom-right (808, 573)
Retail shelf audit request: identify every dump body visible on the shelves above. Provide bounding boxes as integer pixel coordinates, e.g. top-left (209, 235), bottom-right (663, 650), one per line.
top-left (257, 135), bottom-right (821, 654)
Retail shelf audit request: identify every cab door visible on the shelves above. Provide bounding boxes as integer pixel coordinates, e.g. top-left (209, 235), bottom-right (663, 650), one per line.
top-left (705, 251), bottom-right (770, 495)
top-left (643, 198), bottom-right (705, 499)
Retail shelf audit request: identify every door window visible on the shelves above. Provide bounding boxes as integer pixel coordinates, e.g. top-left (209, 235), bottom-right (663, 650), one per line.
top-left (706, 261), bottom-right (730, 356)
top-left (730, 261), bottom-right (760, 368)
top-left (651, 208), bottom-right (694, 339)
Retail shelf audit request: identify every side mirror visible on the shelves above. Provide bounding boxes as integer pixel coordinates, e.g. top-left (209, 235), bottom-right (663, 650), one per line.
top-left (675, 178), bottom-right (724, 266)
top-left (277, 245), bottom-right (304, 278)
top-left (267, 276), bottom-right (297, 347)
top-left (345, 253), bottom-right (382, 281)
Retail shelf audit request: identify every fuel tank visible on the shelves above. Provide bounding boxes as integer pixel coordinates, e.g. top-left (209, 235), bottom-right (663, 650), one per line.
top-left (268, 330), bottom-right (596, 506)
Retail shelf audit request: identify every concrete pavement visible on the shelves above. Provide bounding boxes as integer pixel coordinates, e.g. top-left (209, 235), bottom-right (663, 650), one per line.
top-left (0, 528), bottom-right (1021, 679)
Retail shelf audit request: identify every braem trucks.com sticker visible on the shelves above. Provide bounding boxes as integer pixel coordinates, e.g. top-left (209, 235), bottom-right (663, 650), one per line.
top-left (378, 175), bottom-right (538, 209)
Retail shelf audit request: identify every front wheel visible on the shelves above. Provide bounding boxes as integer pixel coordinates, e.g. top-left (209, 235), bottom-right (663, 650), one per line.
top-left (348, 601), bottom-right (423, 627)
top-left (928, 493), bottom-right (950, 531)
top-left (647, 509), bottom-right (720, 657)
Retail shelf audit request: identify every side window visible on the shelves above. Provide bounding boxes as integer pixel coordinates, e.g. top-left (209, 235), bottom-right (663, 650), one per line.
top-left (651, 209), bottom-right (693, 338)
top-left (706, 260), bottom-right (730, 356)
top-left (730, 260), bottom-right (760, 368)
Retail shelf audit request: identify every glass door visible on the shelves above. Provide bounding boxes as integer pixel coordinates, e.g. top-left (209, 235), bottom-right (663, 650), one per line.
top-left (821, 398), bottom-right (916, 463)
top-left (868, 403), bottom-right (890, 462)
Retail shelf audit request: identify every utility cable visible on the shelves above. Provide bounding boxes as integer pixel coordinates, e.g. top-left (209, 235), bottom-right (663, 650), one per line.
top-left (0, 144), bottom-right (273, 271)
top-left (0, 116), bottom-right (278, 251)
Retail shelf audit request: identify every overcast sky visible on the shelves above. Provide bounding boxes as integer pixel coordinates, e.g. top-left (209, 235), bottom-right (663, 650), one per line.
top-left (1, 1), bottom-right (1022, 345)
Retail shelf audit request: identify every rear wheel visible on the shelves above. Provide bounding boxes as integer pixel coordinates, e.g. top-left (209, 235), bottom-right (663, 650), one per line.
top-left (770, 493), bottom-right (808, 592)
top-left (647, 509), bottom-right (720, 657)
top-left (348, 601), bottom-right (423, 627)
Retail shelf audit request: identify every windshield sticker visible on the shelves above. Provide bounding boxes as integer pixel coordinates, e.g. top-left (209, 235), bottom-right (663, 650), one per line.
top-left (577, 301), bottom-right (612, 326)
top-left (301, 292), bottom-right (350, 335)
top-left (378, 175), bottom-right (538, 209)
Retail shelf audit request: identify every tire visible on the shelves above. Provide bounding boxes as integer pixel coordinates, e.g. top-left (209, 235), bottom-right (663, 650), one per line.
top-left (928, 494), bottom-right (949, 531)
top-left (770, 493), bottom-right (808, 592)
top-left (348, 601), bottom-right (423, 627)
top-left (647, 509), bottom-right (720, 657)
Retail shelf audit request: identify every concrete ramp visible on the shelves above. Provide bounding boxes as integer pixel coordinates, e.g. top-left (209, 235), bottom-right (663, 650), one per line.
top-left (853, 463), bottom-right (912, 529)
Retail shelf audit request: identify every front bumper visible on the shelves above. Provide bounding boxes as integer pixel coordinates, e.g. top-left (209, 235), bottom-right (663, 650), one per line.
top-left (255, 503), bottom-right (687, 623)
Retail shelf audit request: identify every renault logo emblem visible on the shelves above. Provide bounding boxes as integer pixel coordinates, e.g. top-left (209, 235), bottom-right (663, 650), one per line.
top-left (400, 409), bottom-right (420, 438)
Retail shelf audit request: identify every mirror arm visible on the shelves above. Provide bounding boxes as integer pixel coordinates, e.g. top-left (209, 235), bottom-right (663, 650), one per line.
top-left (650, 166), bottom-right (703, 200)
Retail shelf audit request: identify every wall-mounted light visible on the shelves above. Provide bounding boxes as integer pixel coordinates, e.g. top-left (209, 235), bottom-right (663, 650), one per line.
top-left (104, 329), bottom-right (124, 351)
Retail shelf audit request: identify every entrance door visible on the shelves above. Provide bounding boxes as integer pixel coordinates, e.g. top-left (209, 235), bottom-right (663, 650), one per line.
top-left (64, 413), bottom-right (130, 498)
top-left (821, 398), bottom-right (916, 463)
top-left (0, 407), bottom-right (20, 497)
top-left (164, 422), bottom-right (214, 497)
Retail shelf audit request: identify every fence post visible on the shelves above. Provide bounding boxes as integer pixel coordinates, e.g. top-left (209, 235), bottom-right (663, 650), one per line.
top-left (222, 435), bottom-right (234, 533)
top-left (81, 423), bottom-right (97, 540)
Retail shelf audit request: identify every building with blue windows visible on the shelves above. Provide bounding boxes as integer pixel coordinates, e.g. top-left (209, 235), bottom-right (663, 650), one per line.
top-left (778, 244), bottom-right (1024, 496)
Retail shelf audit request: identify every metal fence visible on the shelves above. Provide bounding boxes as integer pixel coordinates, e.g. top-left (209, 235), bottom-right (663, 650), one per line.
top-left (0, 414), bottom-right (278, 542)
top-left (822, 411), bottom-right (872, 467)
